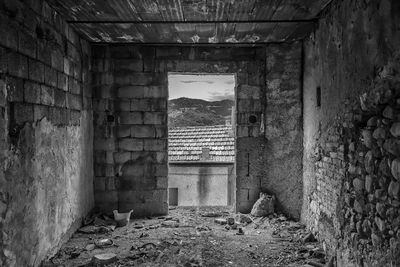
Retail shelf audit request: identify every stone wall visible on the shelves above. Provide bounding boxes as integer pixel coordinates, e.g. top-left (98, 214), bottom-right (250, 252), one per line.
top-left (265, 42), bottom-right (303, 219)
top-left (92, 44), bottom-right (303, 218)
top-left (303, 0), bottom-right (400, 265)
top-left (0, 1), bottom-right (93, 266)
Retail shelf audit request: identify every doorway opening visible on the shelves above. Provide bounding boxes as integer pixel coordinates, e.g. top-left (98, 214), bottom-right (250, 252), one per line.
top-left (167, 73), bottom-right (236, 207)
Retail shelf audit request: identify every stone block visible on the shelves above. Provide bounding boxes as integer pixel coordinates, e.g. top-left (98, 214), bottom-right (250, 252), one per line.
top-left (95, 138), bottom-right (116, 151)
top-left (118, 176), bottom-right (157, 191)
top-left (34, 105), bottom-right (49, 121)
top-left (117, 86), bottom-right (145, 99)
top-left (237, 85), bottom-right (260, 99)
top-left (156, 152), bottom-right (168, 164)
top-left (144, 139), bottom-right (167, 151)
top-left (12, 102), bottom-right (33, 125)
top-left (28, 59), bottom-right (44, 83)
top-left (155, 126), bottom-right (168, 138)
top-left (8, 51), bottom-right (28, 79)
top-left (143, 112), bottom-right (165, 125)
top-left (119, 138), bottom-right (143, 151)
top-left (114, 152), bottom-right (131, 164)
top-left (156, 176), bottom-right (168, 189)
top-left (117, 125), bottom-right (131, 138)
top-left (119, 112), bottom-right (143, 125)
top-left (40, 85), bottom-right (55, 106)
top-left (54, 89), bottom-right (66, 108)
top-left (70, 110), bottom-right (81, 125)
top-left (114, 59), bottom-right (143, 72)
top-left (120, 163), bottom-right (145, 177)
top-left (94, 85), bottom-right (114, 99)
top-left (143, 86), bottom-right (168, 98)
top-left (115, 100), bottom-right (130, 111)
top-left (94, 177), bottom-right (106, 192)
top-left (44, 65), bottom-right (58, 87)
top-left (131, 125), bottom-right (155, 138)
top-left (24, 81), bottom-right (41, 104)
top-left (67, 93), bottom-right (82, 110)
top-left (57, 72), bottom-right (68, 91)
top-left (154, 164), bottom-right (168, 176)
top-left (69, 77), bottom-right (81, 95)
top-left (6, 77), bottom-right (23, 102)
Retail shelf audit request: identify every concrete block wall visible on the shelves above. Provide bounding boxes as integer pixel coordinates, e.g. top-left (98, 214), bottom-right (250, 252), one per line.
top-left (303, 0), bottom-right (400, 265)
top-left (264, 42), bottom-right (303, 219)
top-left (92, 46), bottom-right (169, 217)
top-left (92, 45), bottom-right (303, 217)
top-left (0, 1), bottom-right (93, 266)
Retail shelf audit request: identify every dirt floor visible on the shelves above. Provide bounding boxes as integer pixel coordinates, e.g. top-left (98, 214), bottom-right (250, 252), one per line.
top-left (43, 207), bottom-right (330, 267)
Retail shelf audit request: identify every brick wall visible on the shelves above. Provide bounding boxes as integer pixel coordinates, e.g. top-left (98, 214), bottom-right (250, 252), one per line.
top-left (303, 0), bottom-right (400, 265)
top-left (0, 1), bottom-right (93, 266)
top-left (92, 44), bottom-right (303, 218)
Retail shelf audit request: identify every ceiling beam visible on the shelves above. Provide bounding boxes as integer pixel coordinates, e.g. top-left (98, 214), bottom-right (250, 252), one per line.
top-left (67, 19), bottom-right (317, 24)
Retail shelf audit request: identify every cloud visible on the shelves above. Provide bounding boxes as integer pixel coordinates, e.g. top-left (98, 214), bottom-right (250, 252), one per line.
top-left (207, 91), bottom-right (235, 101)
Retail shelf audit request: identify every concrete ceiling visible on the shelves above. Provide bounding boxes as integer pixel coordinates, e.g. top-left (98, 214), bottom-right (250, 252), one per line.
top-left (49, 0), bottom-right (331, 44)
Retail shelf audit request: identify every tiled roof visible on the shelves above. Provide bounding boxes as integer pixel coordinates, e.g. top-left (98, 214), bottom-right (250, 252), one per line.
top-left (169, 125), bottom-right (235, 162)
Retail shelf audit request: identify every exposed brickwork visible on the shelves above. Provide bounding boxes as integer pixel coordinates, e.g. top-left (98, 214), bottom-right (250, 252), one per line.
top-left (0, 1), bottom-right (93, 266)
top-left (303, 0), bottom-right (400, 265)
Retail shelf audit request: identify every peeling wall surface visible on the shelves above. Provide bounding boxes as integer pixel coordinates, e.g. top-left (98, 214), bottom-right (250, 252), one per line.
top-left (303, 0), bottom-right (400, 265)
top-left (0, 1), bottom-right (93, 266)
top-left (92, 44), bottom-right (303, 218)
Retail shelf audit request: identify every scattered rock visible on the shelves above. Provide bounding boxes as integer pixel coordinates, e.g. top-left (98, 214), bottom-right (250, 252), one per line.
top-left (95, 238), bottom-right (114, 248)
top-left (227, 217), bottom-right (235, 225)
top-left (92, 253), bottom-right (117, 265)
top-left (215, 218), bottom-right (228, 225)
top-left (85, 244), bottom-right (95, 251)
top-left (361, 129), bottom-right (373, 148)
top-left (78, 225), bottom-right (112, 234)
top-left (161, 221), bottom-right (179, 228)
top-left (376, 203), bottom-right (386, 218)
top-left (250, 193), bottom-right (275, 217)
top-left (353, 178), bottom-right (364, 192)
top-left (383, 106), bottom-right (394, 119)
top-left (367, 116), bottom-right (378, 127)
top-left (375, 216), bottom-right (386, 232)
top-left (303, 232), bottom-right (317, 243)
top-left (236, 228), bottom-right (244, 235)
top-left (236, 213), bottom-right (253, 224)
top-left (383, 139), bottom-right (400, 156)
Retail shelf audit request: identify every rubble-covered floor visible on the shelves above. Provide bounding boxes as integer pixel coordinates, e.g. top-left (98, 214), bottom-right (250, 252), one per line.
top-left (44, 207), bottom-right (329, 267)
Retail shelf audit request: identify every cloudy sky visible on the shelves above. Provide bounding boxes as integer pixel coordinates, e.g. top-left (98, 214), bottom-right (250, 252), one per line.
top-left (168, 74), bottom-right (235, 101)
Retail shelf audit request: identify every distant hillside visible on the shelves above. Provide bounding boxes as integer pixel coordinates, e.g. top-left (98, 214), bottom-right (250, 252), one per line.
top-left (168, 97), bottom-right (234, 127)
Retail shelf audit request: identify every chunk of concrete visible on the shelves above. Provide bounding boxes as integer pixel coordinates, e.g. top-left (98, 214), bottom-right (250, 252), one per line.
top-left (92, 253), bottom-right (117, 265)
top-left (250, 193), bottom-right (275, 217)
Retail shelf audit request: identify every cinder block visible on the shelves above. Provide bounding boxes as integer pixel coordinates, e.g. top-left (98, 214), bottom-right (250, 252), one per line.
top-left (119, 112), bottom-right (143, 125)
top-left (34, 105), bottom-right (49, 121)
top-left (155, 126), bottom-right (168, 138)
top-left (120, 163), bottom-right (145, 176)
top-left (6, 77), bottom-right (23, 102)
top-left (24, 81), bottom-right (41, 104)
top-left (143, 112), bottom-right (166, 125)
top-left (130, 98), bottom-right (151, 111)
top-left (131, 125), bottom-right (155, 138)
top-left (94, 177), bottom-right (106, 192)
top-left (57, 72), bottom-right (68, 91)
top-left (115, 100), bottom-right (130, 111)
top-left (144, 139), bottom-right (167, 151)
top-left (114, 152), bottom-right (131, 164)
top-left (156, 152), bottom-right (168, 164)
top-left (143, 85), bottom-right (168, 98)
top-left (95, 138), bottom-right (116, 151)
top-left (117, 125), bottom-right (131, 138)
top-left (154, 164), bottom-right (168, 176)
top-left (156, 176), bottom-right (168, 189)
top-left (119, 138), bottom-right (143, 151)
top-left (118, 176), bottom-right (157, 191)
top-left (28, 59), bottom-right (44, 83)
top-left (0, 47), bottom-right (7, 74)
top-left (237, 85), bottom-right (260, 99)
top-left (12, 102), bottom-right (33, 125)
top-left (67, 93), bottom-right (82, 110)
top-left (68, 77), bottom-right (81, 95)
top-left (117, 86), bottom-right (145, 99)
top-left (114, 59), bottom-right (143, 72)
top-left (8, 52), bottom-right (28, 79)
top-left (44, 66), bottom-right (58, 87)
top-left (94, 85), bottom-right (114, 99)
top-left (40, 85), bottom-right (55, 106)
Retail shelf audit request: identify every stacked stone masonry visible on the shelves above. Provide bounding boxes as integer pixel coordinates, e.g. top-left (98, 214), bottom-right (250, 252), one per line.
top-left (0, 0), bottom-right (93, 266)
top-left (303, 0), bottom-right (400, 265)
